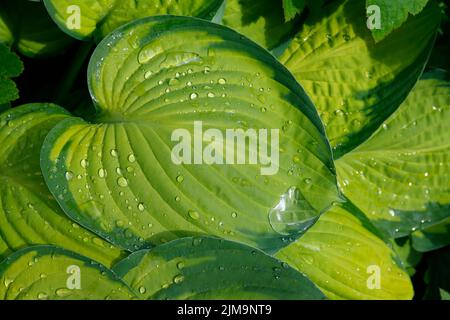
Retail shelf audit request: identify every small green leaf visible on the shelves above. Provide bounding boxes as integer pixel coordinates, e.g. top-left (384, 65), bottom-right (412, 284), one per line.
top-left (276, 202), bottom-right (414, 300)
top-left (44, 0), bottom-right (224, 41)
top-left (411, 218), bottom-right (450, 252)
top-left (367, 0), bottom-right (431, 42)
top-left (336, 70), bottom-right (450, 238)
top-left (0, 0), bottom-right (74, 57)
top-left (282, 0), bottom-right (306, 21)
top-left (0, 246), bottom-right (137, 300)
top-left (0, 43), bottom-right (23, 106)
top-left (0, 104), bottom-right (125, 267)
top-left (41, 16), bottom-right (339, 252)
top-left (222, 0), bottom-right (300, 50)
top-left (113, 236), bottom-right (325, 300)
top-left (280, 0), bottom-right (440, 156)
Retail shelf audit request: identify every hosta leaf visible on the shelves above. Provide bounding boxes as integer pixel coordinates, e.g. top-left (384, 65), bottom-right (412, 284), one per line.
top-left (336, 70), bottom-right (450, 238)
top-left (0, 0), bottom-right (74, 58)
top-left (40, 16), bottom-right (339, 252)
top-left (0, 43), bottom-right (23, 106)
top-left (0, 246), bottom-right (136, 300)
top-left (367, 0), bottom-right (431, 42)
top-left (44, 0), bottom-right (224, 41)
top-left (222, 0), bottom-right (301, 50)
top-left (279, 0), bottom-right (440, 156)
top-left (0, 104), bottom-right (125, 267)
top-left (276, 202), bottom-right (413, 300)
top-left (411, 217), bottom-right (450, 252)
top-left (113, 236), bottom-right (325, 300)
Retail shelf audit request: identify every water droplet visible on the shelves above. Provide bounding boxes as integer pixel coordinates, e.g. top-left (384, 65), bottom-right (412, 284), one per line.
top-left (138, 203), bottom-right (145, 211)
top-left (207, 92), bottom-right (215, 98)
top-left (231, 212), bottom-right (238, 218)
top-left (177, 262), bottom-right (185, 270)
top-left (128, 154), bottom-right (136, 163)
top-left (117, 177), bottom-right (128, 187)
top-left (37, 292), bottom-right (48, 300)
top-left (188, 210), bottom-right (200, 220)
top-left (139, 286), bottom-right (146, 294)
top-left (80, 159), bottom-right (89, 168)
top-left (304, 178), bottom-right (312, 185)
top-left (55, 288), bottom-right (72, 297)
top-left (65, 171), bottom-right (74, 181)
top-left (144, 71), bottom-right (153, 79)
top-left (218, 78), bottom-right (226, 85)
top-left (173, 274), bottom-right (185, 284)
top-left (98, 168), bottom-right (106, 178)
top-left (160, 52), bottom-right (203, 69)
top-left (111, 149), bottom-right (119, 157)
top-left (190, 93), bottom-right (198, 100)
top-left (334, 109), bottom-right (344, 117)
top-left (268, 187), bottom-right (319, 236)
top-left (176, 175), bottom-right (184, 183)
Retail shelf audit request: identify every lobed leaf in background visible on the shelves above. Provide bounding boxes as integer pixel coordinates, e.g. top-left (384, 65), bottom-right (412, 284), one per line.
top-left (0, 0), bottom-right (74, 58)
top-left (282, 0), bottom-right (326, 21)
top-left (40, 16), bottom-right (340, 253)
top-left (113, 236), bottom-right (325, 300)
top-left (0, 43), bottom-right (23, 109)
top-left (279, 0), bottom-right (440, 157)
top-left (367, 0), bottom-right (431, 42)
top-left (0, 246), bottom-right (136, 300)
top-left (44, 0), bottom-right (224, 42)
top-left (0, 104), bottom-right (125, 268)
top-left (336, 70), bottom-right (450, 239)
top-left (276, 201), bottom-right (413, 300)
top-left (221, 0), bottom-right (299, 51)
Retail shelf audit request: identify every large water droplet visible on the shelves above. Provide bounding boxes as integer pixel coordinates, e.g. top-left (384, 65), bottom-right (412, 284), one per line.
top-left (268, 187), bottom-right (320, 236)
top-left (160, 52), bottom-right (203, 69)
top-left (117, 177), bottom-right (128, 187)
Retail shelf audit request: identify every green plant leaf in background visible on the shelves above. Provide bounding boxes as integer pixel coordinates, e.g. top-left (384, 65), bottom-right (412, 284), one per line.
top-left (411, 217), bottom-right (450, 252)
top-left (391, 237), bottom-right (423, 276)
top-left (222, 0), bottom-right (301, 50)
top-left (40, 16), bottom-right (340, 253)
top-left (0, 246), bottom-right (136, 300)
top-left (113, 236), bottom-right (325, 300)
top-left (44, 0), bottom-right (224, 41)
top-left (279, 0), bottom-right (440, 156)
top-left (282, 0), bottom-right (306, 21)
top-left (0, 43), bottom-right (23, 109)
top-left (276, 201), bottom-right (414, 300)
top-left (0, 0), bottom-right (74, 58)
top-left (367, 0), bottom-right (431, 42)
top-left (0, 104), bottom-right (125, 267)
top-left (336, 70), bottom-right (450, 239)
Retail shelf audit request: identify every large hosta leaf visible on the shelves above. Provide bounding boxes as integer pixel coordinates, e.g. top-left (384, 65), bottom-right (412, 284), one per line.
top-left (0, 104), bottom-right (124, 267)
top-left (279, 0), bottom-right (440, 156)
top-left (0, 0), bottom-right (74, 57)
top-left (0, 246), bottom-right (136, 300)
top-left (222, 0), bottom-right (300, 50)
top-left (113, 236), bottom-right (325, 300)
top-left (40, 16), bottom-right (339, 252)
top-left (276, 201), bottom-right (413, 300)
top-left (44, 0), bottom-right (224, 41)
top-left (336, 70), bottom-right (450, 238)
